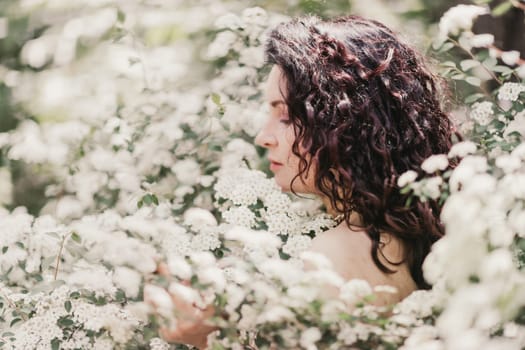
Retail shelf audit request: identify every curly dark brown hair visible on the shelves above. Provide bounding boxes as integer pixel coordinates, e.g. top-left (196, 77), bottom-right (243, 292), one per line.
top-left (265, 15), bottom-right (457, 289)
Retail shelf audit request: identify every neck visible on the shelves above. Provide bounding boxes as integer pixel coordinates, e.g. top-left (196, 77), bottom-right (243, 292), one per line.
top-left (321, 196), bottom-right (363, 227)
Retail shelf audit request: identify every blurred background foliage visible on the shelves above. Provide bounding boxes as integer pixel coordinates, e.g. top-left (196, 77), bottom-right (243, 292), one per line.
top-left (0, 0), bottom-right (523, 214)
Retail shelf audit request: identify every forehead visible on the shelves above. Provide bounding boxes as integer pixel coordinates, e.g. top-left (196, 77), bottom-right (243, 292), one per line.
top-left (265, 65), bottom-right (287, 102)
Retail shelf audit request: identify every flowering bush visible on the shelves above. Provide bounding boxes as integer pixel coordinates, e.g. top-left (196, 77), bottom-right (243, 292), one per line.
top-left (0, 0), bottom-right (524, 349)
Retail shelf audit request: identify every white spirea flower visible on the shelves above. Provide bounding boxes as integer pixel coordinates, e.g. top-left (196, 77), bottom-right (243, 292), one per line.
top-left (259, 259), bottom-right (302, 285)
top-left (189, 251), bottom-right (216, 268)
top-left (206, 31), bottom-right (238, 59)
top-left (239, 46), bottom-right (265, 68)
top-left (21, 37), bottom-right (53, 69)
top-left (497, 82), bottom-right (525, 101)
top-left (448, 141), bottom-right (477, 158)
top-left (223, 206), bottom-right (256, 228)
top-left (214, 13), bottom-right (244, 30)
top-left (495, 154), bottom-right (522, 173)
top-left (401, 325), bottom-right (441, 349)
top-left (283, 235), bottom-right (312, 257)
top-left (397, 170), bottom-right (418, 187)
top-left (241, 7), bottom-right (267, 26)
top-left (422, 176), bottom-right (443, 200)
top-left (438, 5), bottom-right (488, 37)
top-left (168, 282), bottom-right (203, 305)
top-left (67, 265), bottom-right (117, 296)
top-left (143, 284), bottom-right (174, 317)
top-left (470, 101), bottom-right (493, 126)
top-left (504, 110), bottom-right (525, 138)
top-left (300, 251), bottom-right (333, 270)
top-left (150, 337), bottom-right (170, 350)
top-left (256, 305), bottom-right (295, 323)
top-left (167, 255), bottom-right (193, 280)
top-left (421, 154), bottom-right (449, 174)
top-left (448, 155), bottom-right (488, 192)
top-left (501, 50), bottom-right (520, 66)
top-left (171, 158), bottom-right (201, 185)
top-left (340, 279), bottom-right (373, 305)
top-left (183, 207), bottom-right (217, 228)
top-left (479, 249), bottom-right (514, 281)
top-left (470, 33), bottom-right (494, 47)
top-left (266, 212), bottom-right (296, 235)
top-left (113, 267), bottom-right (142, 299)
top-left (300, 327), bottom-right (322, 350)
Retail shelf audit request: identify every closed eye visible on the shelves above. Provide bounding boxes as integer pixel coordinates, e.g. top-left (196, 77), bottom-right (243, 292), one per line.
top-left (279, 118), bottom-right (292, 125)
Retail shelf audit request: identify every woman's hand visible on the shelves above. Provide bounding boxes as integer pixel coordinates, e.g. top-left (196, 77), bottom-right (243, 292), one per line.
top-left (157, 293), bottom-right (216, 350)
top-left (145, 263), bottom-right (218, 349)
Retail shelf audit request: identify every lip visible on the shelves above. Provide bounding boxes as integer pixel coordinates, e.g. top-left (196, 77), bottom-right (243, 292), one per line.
top-left (269, 159), bottom-right (283, 171)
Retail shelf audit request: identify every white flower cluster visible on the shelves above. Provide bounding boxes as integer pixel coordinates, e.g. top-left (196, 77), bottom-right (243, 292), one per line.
top-left (438, 5), bottom-right (488, 38)
top-left (421, 154), bottom-right (449, 174)
top-left (421, 146), bottom-right (525, 349)
top-left (1, 0), bottom-right (525, 349)
top-left (470, 101), bottom-right (494, 126)
top-left (470, 33), bottom-right (494, 48)
top-left (498, 82), bottom-right (525, 102)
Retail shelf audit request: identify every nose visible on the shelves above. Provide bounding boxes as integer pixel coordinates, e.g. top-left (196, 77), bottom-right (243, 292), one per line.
top-left (255, 127), bottom-right (277, 148)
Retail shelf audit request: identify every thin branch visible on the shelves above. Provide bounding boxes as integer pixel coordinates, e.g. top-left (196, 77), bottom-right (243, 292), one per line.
top-left (54, 233), bottom-right (70, 281)
top-left (0, 289), bottom-right (28, 321)
top-left (449, 37), bottom-right (503, 86)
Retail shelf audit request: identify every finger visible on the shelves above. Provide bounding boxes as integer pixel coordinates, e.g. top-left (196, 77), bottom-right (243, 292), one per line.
top-left (156, 262), bottom-right (170, 276)
top-left (171, 294), bottom-right (205, 319)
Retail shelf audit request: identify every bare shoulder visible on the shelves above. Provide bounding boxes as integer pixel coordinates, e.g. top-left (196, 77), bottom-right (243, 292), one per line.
top-left (309, 225), bottom-right (372, 279)
top-left (310, 225), bottom-right (371, 257)
top-left (308, 225), bottom-right (418, 303)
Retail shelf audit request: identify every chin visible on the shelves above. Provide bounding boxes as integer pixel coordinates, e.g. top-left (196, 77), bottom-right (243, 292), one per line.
top-left (273, 178), bottom-right (313, 194)
top-left (272, 178), bottom-right (291, 192)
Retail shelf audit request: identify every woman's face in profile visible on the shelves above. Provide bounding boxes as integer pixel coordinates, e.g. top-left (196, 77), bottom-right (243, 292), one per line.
top-left (255, 65), bottom-right (317, 194)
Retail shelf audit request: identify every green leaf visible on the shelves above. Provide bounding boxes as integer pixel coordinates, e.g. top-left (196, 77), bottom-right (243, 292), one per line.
top-left (71, 232), bottom-right (81, 244)
top-left (1, 246), bottom-right (7, 254)
top-left (399, 186), bottom-right (412, 194)
top-left (441, 61), bottom-right (457, 68)
top-left (466, 77), bottom-right (481, 86)
top-left (117, 9), bottom-right (126, 23)
top-left (492, 1), bottom-right (512, 16)
top-left (465, 93), bottom-right (485, 104)
top-left (211, 93), bottom-right (221, 106)
top-left (143, 194), bottom-right (152, 205)
top-left (64, 300), bottom-right (72, 312)
top-left (10, 318), bottom-right (21, 327)
top-left (141, 193), bottom-right (158, 206)
top-left (483, 57), bottom-right (498, 69)
top-left (45, 231), bottom-right (60, 239)
top-left (438, 42), bottom-right (454, 52)
top-left (58, 317), bottom-right (74, 326)
top-left (460, 59), bottom-right (480, 71)
top-left (492, 65), bottom-right (513, 75)
top-left (51, 338), bottom-right (60, 350)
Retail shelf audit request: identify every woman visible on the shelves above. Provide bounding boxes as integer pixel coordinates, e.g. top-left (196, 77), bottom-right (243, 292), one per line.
top-left (156, 14), bottom-right (456, 348)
